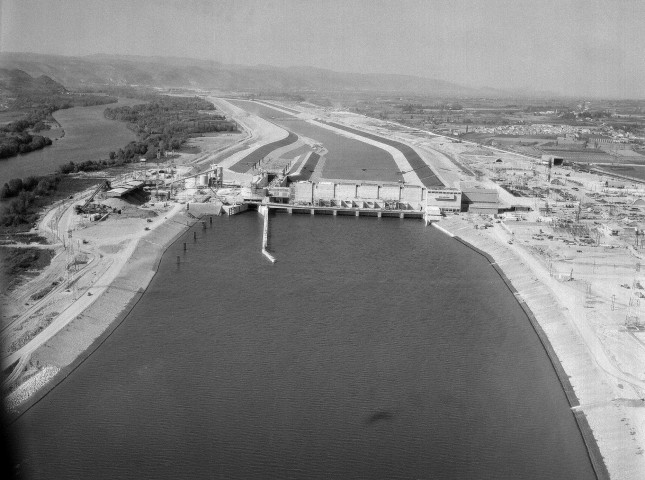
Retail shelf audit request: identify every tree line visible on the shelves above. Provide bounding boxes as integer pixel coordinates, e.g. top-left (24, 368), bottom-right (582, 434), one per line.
top-left (0, 175), bottom-right (61, 227)
top-left (103, 95), bottom-right (237, 161)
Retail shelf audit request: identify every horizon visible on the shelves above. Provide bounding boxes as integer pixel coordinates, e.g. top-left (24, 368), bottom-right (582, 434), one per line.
top-left (0, 50), bottom-right (639, 101)
top-left (1, 0), bottom-right (644, 99)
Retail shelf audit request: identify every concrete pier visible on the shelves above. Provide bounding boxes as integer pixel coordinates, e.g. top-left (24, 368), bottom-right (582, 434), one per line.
top-left (261, 212), bottom-right (276, 263)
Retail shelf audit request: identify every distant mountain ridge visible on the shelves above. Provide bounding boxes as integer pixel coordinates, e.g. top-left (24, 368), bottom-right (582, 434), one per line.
top-left (0, 52), bottom-right (497, 97)
top-left (0, 67), bottom-right (68, 96)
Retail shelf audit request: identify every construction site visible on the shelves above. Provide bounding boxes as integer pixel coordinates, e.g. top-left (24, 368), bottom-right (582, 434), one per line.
top-left (4, 96), bottom-right (645, 478)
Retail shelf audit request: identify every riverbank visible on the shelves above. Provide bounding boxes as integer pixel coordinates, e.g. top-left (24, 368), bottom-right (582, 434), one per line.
top-left (3, 201), bottom-right (200, 418)
top-left (7, 212), bottom-right (598, 479)
top-left (0, 98), bottom-right (142, 180)
top-left (436, 215), bottom-right (645, 480)
top-left (1, 96), bottom-right (280, 413)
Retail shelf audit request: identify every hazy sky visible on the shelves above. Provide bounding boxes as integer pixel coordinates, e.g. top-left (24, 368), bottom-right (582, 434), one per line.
top-left (1, 0), bottom-right (644, 98)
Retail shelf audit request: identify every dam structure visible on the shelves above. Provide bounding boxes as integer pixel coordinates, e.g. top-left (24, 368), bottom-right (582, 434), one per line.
top-left (216, 99), bottom-right (463, 224)
top-left (251, 179), bottom-right (458, 261)
top-left (258, 180), bottom-right (460, 221)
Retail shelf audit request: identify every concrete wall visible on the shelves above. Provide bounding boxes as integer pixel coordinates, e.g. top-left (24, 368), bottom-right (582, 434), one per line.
top-left (294, 182), bottom-right (313, 204)
top-left (315, 182), bottom-right (336, 200)
top-left (357, 184), bottom-right (379, 199)
top-left (268, 187), bottom-right (290, 199)
top-left (379, 185), bottom-right (401, 201)
top-left (288, 182), bottom-right (466, 211)
top-left (468, 205), bottom-right (500, 215)
top-left (401, 185), bottom-right (423, 203)
top-left (462, 189), bottom-right (499, 204)
top-left (336, 183), bottom-right (357, 200)
top-left (188, 203), bottom-right (223, 216)
top-left (427, 189), bottom-right (462, 211)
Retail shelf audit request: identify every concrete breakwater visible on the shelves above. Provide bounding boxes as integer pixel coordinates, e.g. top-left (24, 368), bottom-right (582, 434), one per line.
top-left (259, 206), bottom-right (276, 263)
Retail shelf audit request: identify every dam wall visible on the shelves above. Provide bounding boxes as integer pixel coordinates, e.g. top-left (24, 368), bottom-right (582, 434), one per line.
top-left (289, 181), bottom-right (461, 213)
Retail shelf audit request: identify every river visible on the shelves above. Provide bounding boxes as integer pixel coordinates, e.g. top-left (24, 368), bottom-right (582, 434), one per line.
top-left (8, 213), bottom-right (595, 479)
top-left (0, 98), bottom-right (142, 182)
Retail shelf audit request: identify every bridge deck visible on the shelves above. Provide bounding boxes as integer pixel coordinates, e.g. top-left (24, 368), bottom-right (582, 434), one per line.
top-left (253, 202), bottom-right (425, 219)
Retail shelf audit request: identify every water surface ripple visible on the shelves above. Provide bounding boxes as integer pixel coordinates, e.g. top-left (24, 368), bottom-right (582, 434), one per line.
top-left (10, 214), bottom-right (594, 479)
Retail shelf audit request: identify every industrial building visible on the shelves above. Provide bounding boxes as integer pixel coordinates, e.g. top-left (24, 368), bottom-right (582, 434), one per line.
top-left (461, 188), bottom-right (500, 214)
top-left (426, 188), bottom-right (462, 213)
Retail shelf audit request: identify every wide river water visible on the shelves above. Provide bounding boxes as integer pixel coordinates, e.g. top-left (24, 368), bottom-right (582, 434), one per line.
top-left (0, 98), bottom-right (141, 182)
top-left (9, 213), bottom-right (594, 479)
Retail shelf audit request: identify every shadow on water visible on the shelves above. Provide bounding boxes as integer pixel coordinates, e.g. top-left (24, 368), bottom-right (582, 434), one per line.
top-left (365, 410), bottom-right (394, 424)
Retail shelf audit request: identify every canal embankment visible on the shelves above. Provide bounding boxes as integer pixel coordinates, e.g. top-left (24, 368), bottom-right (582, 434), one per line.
top-left (434, 216), bottom-right (644, 479)
top-left (4, 205), bottom-right (209, 420)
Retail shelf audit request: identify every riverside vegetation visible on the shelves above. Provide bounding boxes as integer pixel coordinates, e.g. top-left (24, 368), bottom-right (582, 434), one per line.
top-left (0, 69), bottom-right (118, 160)
top-left (57, 95), bottom-right (237, 174)
top-left (1, 93), bottom-right (237, 280)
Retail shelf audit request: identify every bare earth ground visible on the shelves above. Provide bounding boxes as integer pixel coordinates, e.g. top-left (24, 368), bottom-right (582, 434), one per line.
top-left (173, 132), bottom-right (245, 168)
top-left (2, 194), bottom-right (195, 411)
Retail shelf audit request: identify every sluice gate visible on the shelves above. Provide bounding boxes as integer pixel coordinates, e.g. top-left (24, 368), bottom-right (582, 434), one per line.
top-left (252, 202), bottom-right (425, 219)
top-left (249, 201), bottom-right (436, 263)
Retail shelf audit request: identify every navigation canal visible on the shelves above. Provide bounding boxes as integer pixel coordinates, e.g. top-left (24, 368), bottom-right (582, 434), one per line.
top-left (228, 100), bottom-right (403, 183)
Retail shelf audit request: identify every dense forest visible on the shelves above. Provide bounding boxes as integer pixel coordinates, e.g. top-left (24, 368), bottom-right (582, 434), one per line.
top-left (0, 175), bottom-right (61, 226)
top-left (0, 132), bottom-right (52, 158)
top-left (103, 95), bottom-right (237, 156)
top-left (104, 96), bottom-right (236, 141)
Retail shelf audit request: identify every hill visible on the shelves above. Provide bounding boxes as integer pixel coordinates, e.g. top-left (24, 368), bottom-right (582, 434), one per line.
top-left (0, 52), bottom-right (489, 97)
top-left (0, 68), bottom-right (67, 96)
